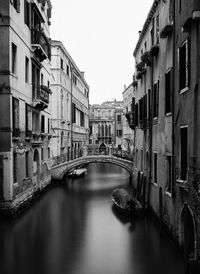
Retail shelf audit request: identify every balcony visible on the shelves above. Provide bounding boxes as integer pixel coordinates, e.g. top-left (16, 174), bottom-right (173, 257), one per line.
top-left (31, 29), bottom-right (51, 62)
top-left (32, 85), bottom-right (51, 111)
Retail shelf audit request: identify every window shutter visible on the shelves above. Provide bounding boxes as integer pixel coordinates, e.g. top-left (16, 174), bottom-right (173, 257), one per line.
top-left (47, 8), bottom-right (52, 19)
top-left (186, 39), bottom-right (190, 87)
top-left (17, 0), bottom-right (20, 13)
top-left (156, 80), bottom-right (159, 117)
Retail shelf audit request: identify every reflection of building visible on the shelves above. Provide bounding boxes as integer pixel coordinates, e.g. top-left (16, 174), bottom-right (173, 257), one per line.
top-left (51, 41), bottom-right (89, 159)
top-left (89, 100), bottom-right (123, 154)
top-left (0, 0), bottom-right (52, 211)
top-left (122, 83), bottom-right (135, 152)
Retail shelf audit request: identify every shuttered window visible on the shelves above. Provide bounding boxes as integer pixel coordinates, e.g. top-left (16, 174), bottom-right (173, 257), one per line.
top-left (178, 39), bottom-right (190, 92)
top-left (12, 97), bottom-right (19, 136)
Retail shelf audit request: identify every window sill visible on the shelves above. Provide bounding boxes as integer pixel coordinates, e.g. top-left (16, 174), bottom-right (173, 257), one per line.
top-left (176, 179), bottom-right (189, 191)
top-left (153, 118), bottom-right (158, 125)
top-left (165, 112), bottom-right (172, 117)
top-left (151, 182), bottom-right (158, 187)
top-left (11, 73), bottom-right (18, 79)
top-left (165, 191), bottom-right (172, 198)
top-left (179, 87), bottom-right (189, 94)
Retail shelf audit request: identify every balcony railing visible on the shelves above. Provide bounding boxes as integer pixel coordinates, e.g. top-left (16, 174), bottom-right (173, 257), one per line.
top-left (31, 29), bottom-right (51, 62)
top-left (32, 84), bottom-right (51, 110)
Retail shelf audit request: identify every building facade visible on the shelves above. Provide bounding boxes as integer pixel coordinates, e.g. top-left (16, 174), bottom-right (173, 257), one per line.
top-left (128, 0), bottom-right (200, 268)
top-left (51, 40), bottom-right (89, 160)
top-left (122, 83), bottom-right (135, 153)
top-left (89, 100), bottom-right (123, 155)
top-left (0, 0), bottom-right (52, 212)
top-left (173, 0), bottom-right (200, 265)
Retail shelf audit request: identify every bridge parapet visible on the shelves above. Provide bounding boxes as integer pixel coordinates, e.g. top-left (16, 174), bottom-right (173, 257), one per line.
top-left (51, 155), bottom-right (133, 180)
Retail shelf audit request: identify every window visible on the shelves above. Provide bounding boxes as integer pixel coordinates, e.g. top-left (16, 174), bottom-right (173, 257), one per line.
top-left (25, 104), bottom-right (32, 136)
top-left (48, 118), bottom-right (50, 134)
top-left (179, 0), bottom-right (182, 12)
top-left (165, 69), bottom-right (172, 114)
top-left (154, 153), bottom-right (157, 184)
top-left (12, 97), bottom-right (19, 136)
top-left (151, 18), bottom-right (155, 46)
top-left (156, 14), bottom-right (159, 44)
top-left (73, 74), bottom-right (77, 85)
top-left (48, 147), bottom-right (50, 158)
top-left (41, 115), bottom-right (45, 133)
top-left (13, 153), bottom-right (18, 183)
top-left (102, 124), bottom-right (104, 136)
top-left (178, 40), bottom-right (190, 92)
top-left (80, 111), bottom-right (85, 127)
top-left (153, 81), bottom-right (159, 118)
top-left (117, 115), bottom-right (121, 122)
top-left (13, 0), bottom-right (20, 13)
top-left (32, 111), bottom-right (40, 132)
top-left (180, 127), bottom-right (188, 180)
top-left (61, 58), bottom-right (64, 70)
top-left (141, 150), bottom-right (143, 171)
top-left (148, 89), bottom-right (151, 121)
top-left (25, 151), bottom-right (29, 178)
top-left (25, 57), bottom-right (29, 83)
top-left (41, 73), bottom-right (43, 85)
top-left (41, 148), bottom-right (44, 161)
top-left (24, 0), bottom-right (30, 27)
top-left (72, 103), bottom-right (76, 123)
top-left (61, 90), bottom-right (64, 119)
top-left (12, 43), bottom-right (17, 74)
top-left (166, 156), bottom-right (172, 193)
top-left (66, 65), bottom-right (69, 76)
top-left (32, 62), bottom-right (40, 99)
top-left (117, 130), bottom-right (122, 137)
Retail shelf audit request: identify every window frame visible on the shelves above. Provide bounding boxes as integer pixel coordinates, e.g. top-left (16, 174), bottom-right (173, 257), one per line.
top-left (178, 39), bottom-right (190, 94)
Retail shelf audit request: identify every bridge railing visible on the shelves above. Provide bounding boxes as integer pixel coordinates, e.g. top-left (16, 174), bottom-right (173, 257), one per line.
top-left (50, 148), bottom-right (83, 167)
top-left (50, 147), bottom-right (133, 167)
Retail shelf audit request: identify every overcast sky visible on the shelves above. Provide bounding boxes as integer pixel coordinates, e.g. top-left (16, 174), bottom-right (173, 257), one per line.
top-left (50, 0), bottom-right (153, 104)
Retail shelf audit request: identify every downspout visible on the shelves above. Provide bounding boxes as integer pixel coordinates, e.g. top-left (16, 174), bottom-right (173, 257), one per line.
top-left (192, 14), bottom-right (199, 262)
top-left (70, 64), bottom-right (73, 153)
top-left (171, 0), bottom-right (175, 198)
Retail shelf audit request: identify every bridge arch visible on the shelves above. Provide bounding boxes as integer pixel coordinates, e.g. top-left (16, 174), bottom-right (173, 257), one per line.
top-left (51, 155), bottom-right (133, 180)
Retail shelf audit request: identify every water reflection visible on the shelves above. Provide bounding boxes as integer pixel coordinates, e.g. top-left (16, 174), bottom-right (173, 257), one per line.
top-left (0, 163), bottom-right (184, 274)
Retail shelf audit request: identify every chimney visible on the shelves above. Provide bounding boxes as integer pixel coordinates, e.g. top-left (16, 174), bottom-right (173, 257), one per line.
top-left (124, 85), bottom-right (126, 90)
top-left (81, 71), bottom-right (85, 78)
top-left (139, 31), bottom-right (142, 36)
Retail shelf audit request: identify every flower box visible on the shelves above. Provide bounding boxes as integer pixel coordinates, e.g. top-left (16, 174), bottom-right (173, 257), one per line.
top-left (150, 45), bottom-right (159, 57)
top-left (141, 51), bottom-right (152, 66)
top-left (160, 24), bottom-right (173, 39)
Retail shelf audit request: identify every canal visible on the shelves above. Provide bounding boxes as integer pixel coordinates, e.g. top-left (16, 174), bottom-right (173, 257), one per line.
top-left (0, 163), bottom-right (184, 274)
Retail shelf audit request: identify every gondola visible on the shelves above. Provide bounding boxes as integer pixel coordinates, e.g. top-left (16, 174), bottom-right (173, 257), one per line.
top-left (111, 188), bottom-right (143, 216)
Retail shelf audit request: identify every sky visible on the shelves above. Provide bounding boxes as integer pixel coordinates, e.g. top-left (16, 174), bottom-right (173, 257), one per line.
top-left (50, 0), bottom-right (153, 104)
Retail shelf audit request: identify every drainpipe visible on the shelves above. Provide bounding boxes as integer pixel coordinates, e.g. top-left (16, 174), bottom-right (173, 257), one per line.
top-left (171, 0), bottom-right (175, 198)
top-left (70, 64), bottom-right (73, 156)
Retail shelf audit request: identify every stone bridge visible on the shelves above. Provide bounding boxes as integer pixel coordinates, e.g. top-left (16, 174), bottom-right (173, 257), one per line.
top-left (51, 155), bottom-right (133, 180)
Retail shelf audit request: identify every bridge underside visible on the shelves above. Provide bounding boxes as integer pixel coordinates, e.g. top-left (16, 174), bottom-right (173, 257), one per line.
top-left (51, 156), bottom-right (133, 180)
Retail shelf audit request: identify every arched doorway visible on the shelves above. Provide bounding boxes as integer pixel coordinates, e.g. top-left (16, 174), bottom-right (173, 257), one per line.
top-left (33, 149), bottom-right (40, 186)
top-left (180, 204), bottom-right (197, 263)
top-left (99, 143), bottom-right (106, 155)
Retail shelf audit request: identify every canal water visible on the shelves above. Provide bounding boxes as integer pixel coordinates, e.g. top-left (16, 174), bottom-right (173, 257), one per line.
top-left (0, 163), bottom-right (185, 274)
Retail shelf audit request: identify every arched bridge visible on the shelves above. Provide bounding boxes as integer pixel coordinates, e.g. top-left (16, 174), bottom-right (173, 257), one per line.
top-left (51, 155), bottom-right (133, 180)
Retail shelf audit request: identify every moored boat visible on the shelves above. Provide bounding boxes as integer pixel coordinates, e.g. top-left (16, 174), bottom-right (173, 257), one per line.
top-left (111, 188), bottom-right (143, 216)
top-left (67, 168), bottom-right (87, 177)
